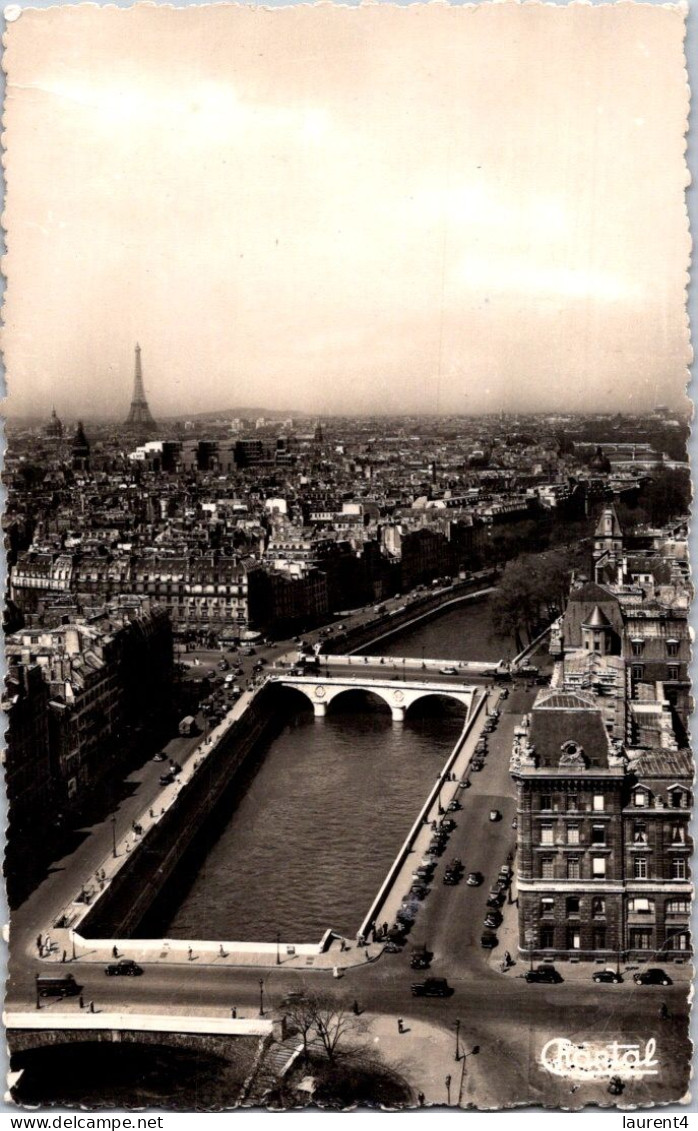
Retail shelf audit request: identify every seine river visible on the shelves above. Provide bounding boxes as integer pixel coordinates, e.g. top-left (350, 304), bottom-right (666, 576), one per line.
top-left (158, 595), bottom-right (508, 943)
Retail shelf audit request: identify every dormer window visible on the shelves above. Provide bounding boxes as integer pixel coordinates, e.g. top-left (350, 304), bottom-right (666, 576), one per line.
top-left (634, 789), bottom-right (648, 808)
top-left (670, 789), bottom-right (686, 809)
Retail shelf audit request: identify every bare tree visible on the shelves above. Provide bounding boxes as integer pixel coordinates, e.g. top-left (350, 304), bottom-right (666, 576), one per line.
top-left (283, 991), bottom-right (321, 1062)
top-left (311, 994), bottom-right (354, 1063)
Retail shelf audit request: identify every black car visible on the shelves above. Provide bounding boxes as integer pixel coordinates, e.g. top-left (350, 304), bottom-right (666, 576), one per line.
top-left (159, 771), bottom-right (175, 786)
top-left (410, 948), bottom-right (433, 970)
top-left (634, 968), bottom-right (672, 986)
top-left (484, 911), bottom-right (503, 929)
top-left (593, 969), bottom-right (624, 984)
top-left (105, 959), bottom-right (143, 977)
top-left (480, 932), bottom-right (498, 949)
top-left (466, 871), bottom-right (483, 886)
top-left (526, 965), bottom-right (563, 984)
top-left (411, 977), bottom-right (453, 997)
top-left (443, 871), bottom-right (461, 885)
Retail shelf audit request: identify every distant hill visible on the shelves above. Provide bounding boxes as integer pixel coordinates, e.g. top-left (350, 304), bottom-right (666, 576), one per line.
top-left (163, 407), bottom-right (311, 422)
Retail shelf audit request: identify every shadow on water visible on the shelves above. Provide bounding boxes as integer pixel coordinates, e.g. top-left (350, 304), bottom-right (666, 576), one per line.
top-left (135, 689), bottom-right (314, 938)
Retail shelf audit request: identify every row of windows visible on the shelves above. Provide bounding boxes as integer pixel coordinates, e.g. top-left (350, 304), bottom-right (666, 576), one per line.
top-left (631, 664), bottom-right (681, 681)
top-left (540, 896), bottom-right (691, 917)
top-left (538, 856), bottom-right (688, 879)
top-left (537, 789), bottom-right (690, 811)
top-left (540, 823), bottom-right (607, 846)
top-left (537, 821), bottom-right (687, 847)
top-left (537, 926), bottom-right (690, 951)
top-left (630, 640), bottom-right (681, 658)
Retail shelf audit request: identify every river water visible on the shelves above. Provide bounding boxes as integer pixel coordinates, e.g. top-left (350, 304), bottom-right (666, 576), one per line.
top-left (158, 596), bottom-right (507, 943)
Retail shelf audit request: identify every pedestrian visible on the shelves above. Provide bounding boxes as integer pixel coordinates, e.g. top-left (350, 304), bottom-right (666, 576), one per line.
top-left (112, 945), bottom-right (119, 959)
top-left (660, 1002), bottom-right (669, 1020)
top-left (89, 1000), bottom-right (95, 1014)
top-left (398, 1017), bottom-right (404, 1034)
top-left (418, 1092), bottom-right (425, 1106)
top-left (79, 995), bottom-right (84, 1010)
top-left (219, 944), bottom-right (226, 957)
top-left (61, 950), bottom-right (67, 964)
top-left (340, 939), bottom-right (346, 953)
top-left (231, 1007), bottom-right (237, 1019)
top-left (36, 934), bottom-right (42, 953)
top-left (352, 1000), bottom-right (360, 1015)
top-left (188, 946), bottom-right (193, 961)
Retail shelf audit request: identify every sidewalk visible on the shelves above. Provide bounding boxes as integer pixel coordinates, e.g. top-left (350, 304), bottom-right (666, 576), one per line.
top-left (353, 1011), bottom-right (493, 1108)
top-left (36, 930), bottom-right (383, 974)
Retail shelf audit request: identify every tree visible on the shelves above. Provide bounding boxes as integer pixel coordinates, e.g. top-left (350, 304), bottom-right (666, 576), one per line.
top-left (283, 992), bottom-right (320, 1062)
top-left (312, 994), bottom-right (354, 1063)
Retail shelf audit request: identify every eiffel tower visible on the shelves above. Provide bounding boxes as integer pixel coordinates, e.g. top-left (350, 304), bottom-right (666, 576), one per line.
top-left (124, 343), bottom-right (158, 434)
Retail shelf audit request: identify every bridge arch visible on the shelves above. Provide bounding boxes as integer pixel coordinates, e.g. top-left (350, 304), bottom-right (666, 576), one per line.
top-left (324, 686), bottom-right (393, 716)
top-left (404, 690), bottom-right (470, 719)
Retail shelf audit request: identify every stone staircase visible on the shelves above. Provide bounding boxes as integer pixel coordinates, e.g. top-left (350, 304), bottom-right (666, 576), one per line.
top-left (244, 1034), bottom-right (306, 1106)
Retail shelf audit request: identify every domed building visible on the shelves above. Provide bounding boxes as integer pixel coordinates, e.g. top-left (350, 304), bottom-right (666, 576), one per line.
top-left (45, 407), bottom-right (63, 440)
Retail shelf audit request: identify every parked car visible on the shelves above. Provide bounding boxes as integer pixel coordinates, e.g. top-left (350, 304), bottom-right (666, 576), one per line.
top-left (105, 959), bottom-right (143, 977)
top-left (489, 809), bottom-right (501, 822)
top-left (411, 977), bottom-right (453, 997)
top-left (486, 889), bottom-right (504, 908)
top-left (593, 969), bottom-right (624, 984)
top-left (159, 771), bottom-right (175, 786)
top-left (447, 799), bottom-right (462, 812)
top-left (440, 666), bottom-right (457, 675)
top-left (484, 910), bottom-right (503, 930)
top-left (526, 965), bottom-right (563, 984)
top-left (480, 932), bottom-right (498, 949)
top-left (633, 968), bottom-right (672, 986)
top-left (466, 871), bottom-right (483, 886)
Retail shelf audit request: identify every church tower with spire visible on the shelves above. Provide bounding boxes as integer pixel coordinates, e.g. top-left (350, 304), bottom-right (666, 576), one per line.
top-left (593, 503), bottom-right (624, 586)
top-left (124, 344), bottom-right (158, 436)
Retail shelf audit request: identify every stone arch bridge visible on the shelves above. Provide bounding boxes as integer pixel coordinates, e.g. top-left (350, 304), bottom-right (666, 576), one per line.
top-left (270, 674), bottom-right (476, 722)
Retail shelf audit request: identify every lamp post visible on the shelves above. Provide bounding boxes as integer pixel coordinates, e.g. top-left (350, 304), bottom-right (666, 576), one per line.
top-left (259, 978), bottom-right (265, 1016)
top-left (445, 1075), bottom-right (452, 1106)
top-left (71, 930), bottom-right (76, 961)
top-left (276, 930), bottom-right (281, 966)
top-left (111, 816), bottom-right (117, 859)
top-left (454, 1018), bottom-right (461, 1061)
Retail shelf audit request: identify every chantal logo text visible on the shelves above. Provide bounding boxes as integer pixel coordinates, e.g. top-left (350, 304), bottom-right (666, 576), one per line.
top-left (540, 1037), bottom-right (660, 1081)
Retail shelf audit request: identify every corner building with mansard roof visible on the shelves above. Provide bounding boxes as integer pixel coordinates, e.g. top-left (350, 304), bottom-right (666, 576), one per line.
top-left (511, 504), bottom-right (692, 965)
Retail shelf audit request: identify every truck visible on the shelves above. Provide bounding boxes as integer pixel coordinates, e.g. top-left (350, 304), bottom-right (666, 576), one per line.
top-left (36, 973), bottom-right (82, 999)
top-left (178, 715), bottom-right (197, 736)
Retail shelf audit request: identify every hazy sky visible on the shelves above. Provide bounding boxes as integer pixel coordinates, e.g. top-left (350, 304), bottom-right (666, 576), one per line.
top-left (2, 3), bottom-right (691, 419)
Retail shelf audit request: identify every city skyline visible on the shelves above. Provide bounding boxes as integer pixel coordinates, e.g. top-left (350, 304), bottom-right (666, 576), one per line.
top-left (2, 3), bottom-right (692, 420)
